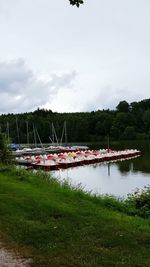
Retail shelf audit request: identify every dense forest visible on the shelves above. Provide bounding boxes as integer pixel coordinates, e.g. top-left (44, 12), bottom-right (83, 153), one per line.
top-left (0, 99), bottom-right (150, 144)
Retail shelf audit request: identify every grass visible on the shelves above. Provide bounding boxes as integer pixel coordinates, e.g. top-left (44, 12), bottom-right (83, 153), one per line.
top-left (0, 165), bottom-right (150, 267)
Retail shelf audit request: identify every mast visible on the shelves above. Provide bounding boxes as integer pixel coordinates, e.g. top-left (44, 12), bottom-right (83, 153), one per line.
top-left (64, 121), bottom-right (67, 145)
top-left (107, 134), bottom-right (110, 152)
top-left (26, 121), bottom-right (29, 147)
top-left (60, 122), bottom-right (65, 145)
top-left (49, 123), bottom-right (55, 144)
top-left (52, 122), bottom-right (55, 144)
top-left (33, 124), bottom-right (37, 147)
top-left (60, 121), bottom-right (67, 146)
top-left (6, 121), bottom-right (10, 141)
top-left (35, 126), bottom-right (44, 149)
top-left (16, 117), bottom-right (20, 145)
top-left (52, 123), bottom-right (59, 145)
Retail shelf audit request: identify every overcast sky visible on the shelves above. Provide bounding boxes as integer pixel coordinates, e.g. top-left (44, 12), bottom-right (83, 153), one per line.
top-left (0, 0), bottom-right (150, 114)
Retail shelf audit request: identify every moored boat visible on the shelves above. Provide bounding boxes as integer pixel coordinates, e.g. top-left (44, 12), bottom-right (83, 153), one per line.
top-left (16, 148), bottom-right (141, 171)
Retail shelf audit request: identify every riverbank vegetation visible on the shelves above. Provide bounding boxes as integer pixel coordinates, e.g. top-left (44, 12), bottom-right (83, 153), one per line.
top-left (0, 98), bottom-right (150, 144)
top-left (0, 166), bottom-right (150, 266)
top-left (0, 133), bottom-right (13, 164)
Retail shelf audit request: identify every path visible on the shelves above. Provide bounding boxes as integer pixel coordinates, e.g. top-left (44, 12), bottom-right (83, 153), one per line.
top-left (0, 242), bottom-right (31, 267)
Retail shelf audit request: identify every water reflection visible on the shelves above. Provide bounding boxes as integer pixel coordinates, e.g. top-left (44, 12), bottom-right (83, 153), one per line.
top-left (52, 141), bottom-right (150, 198)
top-left (52, 156), bottom-right (150, 198)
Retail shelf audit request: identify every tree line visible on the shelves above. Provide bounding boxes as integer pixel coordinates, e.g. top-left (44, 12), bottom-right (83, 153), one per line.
top-left (0, 98), bottom-right (150, 144)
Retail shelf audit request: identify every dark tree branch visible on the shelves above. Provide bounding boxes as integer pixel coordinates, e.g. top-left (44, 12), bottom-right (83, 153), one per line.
top-left (69, 0), bottom-right (84, 7)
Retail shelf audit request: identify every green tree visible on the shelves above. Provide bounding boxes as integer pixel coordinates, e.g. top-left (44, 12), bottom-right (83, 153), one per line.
top-left (110, 126), bottom-right (120, 140)
top-left (95, 121), bottom-right (105, 136)
top-left (0, 133), bottom-right (12, 164)
top-left (114, 112), bottom-right (131, 132)
top-left (116, 101), bottom-right (130, 113)
top-left (130, 101), bottom-right (139, 113)
top-left (130, 102), bottom-right (143, 133)
top-left (143, 109), bottom-right (150, 132)
top-left (123, 126), bottom-right (136, 140)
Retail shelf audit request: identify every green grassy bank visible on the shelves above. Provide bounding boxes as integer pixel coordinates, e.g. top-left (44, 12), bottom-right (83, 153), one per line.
top-left (0, 166), bottom-right (150, 267)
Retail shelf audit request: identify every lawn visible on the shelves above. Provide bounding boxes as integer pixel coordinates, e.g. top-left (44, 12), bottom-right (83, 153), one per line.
top-left (0, 166), bottom-right (150, 267)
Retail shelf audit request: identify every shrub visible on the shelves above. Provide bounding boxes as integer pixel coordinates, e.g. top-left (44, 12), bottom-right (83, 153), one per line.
top-left (127, 186), bottom-right (150, 218)
top-left (136, 133), bottom-right (148, 140)
top-left (0, 133), bottom-right (13, 164)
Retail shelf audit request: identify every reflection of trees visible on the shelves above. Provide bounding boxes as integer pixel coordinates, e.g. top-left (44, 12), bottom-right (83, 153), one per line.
top-left (117, 160), bottom-right (131, 174)
top-left (117, 154), bottom-right (150, 174)
top-left (132, 155), bottom-right (150, 174)
top-left (91, 140), bottom-right (150, 175)
top-left (84, 141), bottom-right (150, 175)
top-left (129, 141), bottom-right (150, 174)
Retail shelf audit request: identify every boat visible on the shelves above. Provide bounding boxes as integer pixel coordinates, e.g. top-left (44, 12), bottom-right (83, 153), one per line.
top-left (59, 145), bottom-right (89, 153)
top-left (20, 148), bottom-right (141, 171)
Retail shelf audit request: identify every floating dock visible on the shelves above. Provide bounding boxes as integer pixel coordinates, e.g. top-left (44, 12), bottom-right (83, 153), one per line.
top-left (16, 149), bottom-right (141, 171)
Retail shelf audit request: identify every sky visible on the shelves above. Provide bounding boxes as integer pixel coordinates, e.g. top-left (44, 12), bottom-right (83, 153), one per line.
top-left (0, 0), bottom-right (150, 114)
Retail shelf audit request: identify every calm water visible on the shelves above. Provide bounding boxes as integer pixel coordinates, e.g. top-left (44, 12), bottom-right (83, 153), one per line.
top-left (52, 140), bottom-right (150, 198)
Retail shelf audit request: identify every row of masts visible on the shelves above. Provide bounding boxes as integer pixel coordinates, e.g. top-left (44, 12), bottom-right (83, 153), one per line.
top-left (49, 121), bottom-right (67, 145)
top-left (1, 120), bottom-right (67, 147)
top-left (5, 117), bottom-right (20, 144)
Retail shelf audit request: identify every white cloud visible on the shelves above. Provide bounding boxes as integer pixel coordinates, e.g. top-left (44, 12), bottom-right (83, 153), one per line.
top-left (0, 59), bottom-right (77, 114)
top-left (0, 0), bottom-right (150, 113)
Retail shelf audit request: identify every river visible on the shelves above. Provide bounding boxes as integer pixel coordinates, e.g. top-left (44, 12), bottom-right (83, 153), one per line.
top-left (52, 140), bottom-right (150, 198)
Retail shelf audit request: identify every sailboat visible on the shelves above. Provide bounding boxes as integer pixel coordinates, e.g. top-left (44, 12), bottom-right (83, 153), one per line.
top-left (44, 123), bottom-right (61, 153)
top-left (58, 121), bottom-right (89, 152)
top-left (6, 119), bottom-right (21, 151)
top-left (14, 122), bottom-right (46, 155)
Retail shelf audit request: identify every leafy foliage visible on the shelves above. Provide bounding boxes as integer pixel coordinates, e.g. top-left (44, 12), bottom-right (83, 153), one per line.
top-left (123, 126), bottom-right (136, 140)
top-left (116, 100), bottom-right (130, 113)
top-left (0, 133), bottom-right (12, 164)
top-left (69, 0), bottom-right (84, 7)
top-left (127, 186), bottom-right (150, 218)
